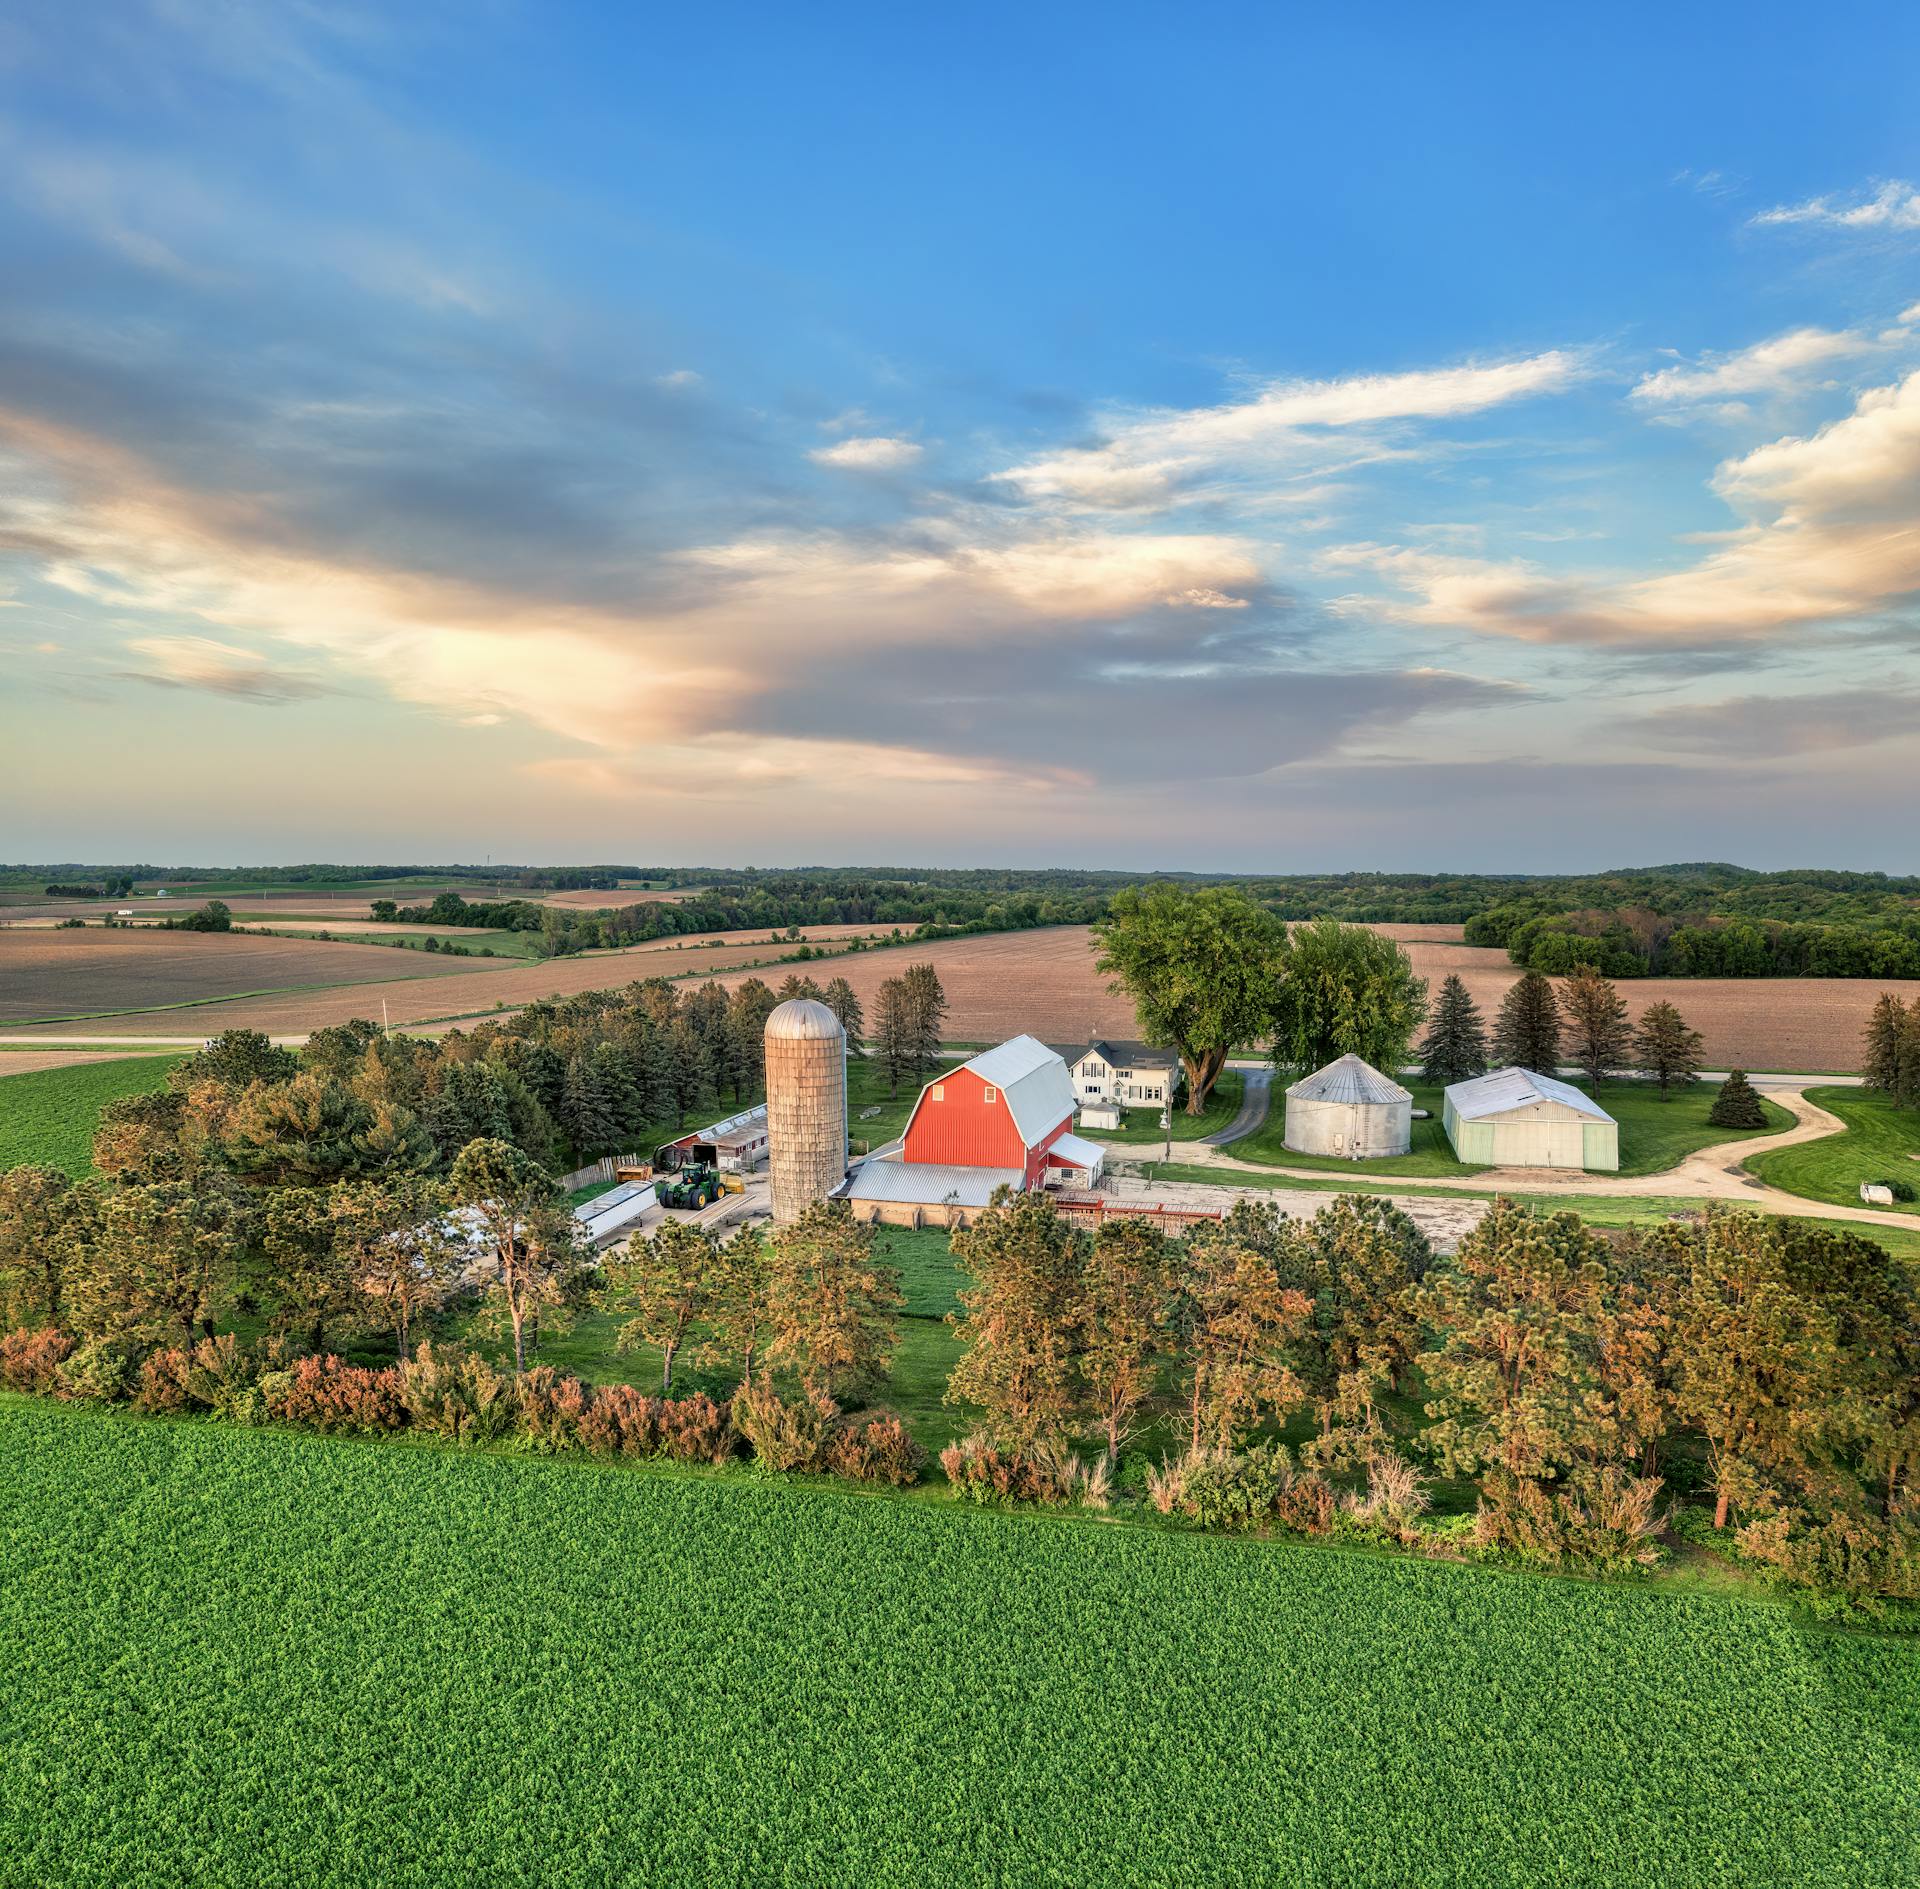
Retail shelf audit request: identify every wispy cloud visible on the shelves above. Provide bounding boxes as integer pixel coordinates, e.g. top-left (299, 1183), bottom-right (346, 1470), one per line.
top-left (997, 352), bottom-right (1585, 510)
top-left (1630, 326), bottom-right (1878, 408)
top-left (809, 435), bottom-right (923, 471)
top-left (1753, 179), bottom-right (1920, 232)
top-left (118, 635), bottom-right (337, 702)
top-left (1608, 687), bottom-right (1920, 757)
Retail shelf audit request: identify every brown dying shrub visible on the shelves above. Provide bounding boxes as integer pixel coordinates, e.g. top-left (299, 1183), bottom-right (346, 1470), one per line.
top-left (263, 1355), bottom-right (408, 1435)
top-left (0, 1326), bottom-right (74, 1394)
top-left (826, 1409), bottom-right (926, 1487)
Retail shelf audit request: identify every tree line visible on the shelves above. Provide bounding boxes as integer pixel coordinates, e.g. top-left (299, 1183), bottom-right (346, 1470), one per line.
top-left (1473, 904), bottom-right (1920, 980)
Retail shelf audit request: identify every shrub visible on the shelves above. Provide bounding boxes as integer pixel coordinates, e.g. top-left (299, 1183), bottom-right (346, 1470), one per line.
top-left (518, 1366), bottom-right (592, 1452)
top-left (939, 1433), bottom-right (1060, 1506)
top-left (1871, 1177), bottom-right (1916, 1204)
top-left (1732, 1501), bottom-right (1920, 1616)
top-left (55, 1338), bottom-right (143, 1404)
top-left (731, 1381), bottom-right (837, 1472)
top-left (1475, 1466), bottom-right (1665, 1572)
top-left (1148, 1444), bottom-right (1309, 1532)
top-left (136, 1345), bottom-right (197, 1413)
top-left (263, 1356), bottom-right (408, 1435)
top-left (656, 1391), bottom-right (737, 1465)
top-left (0, 1326), bottom-right (74, 1394)
top-left (826, 1410), bottom-right (926, 1487)
top-left (401, 1344), bottom-right (520, 1445)
top-left (1340, 1449), bottom-right (1433, 1543)
top-left (576, 1382), bottom-right (659, 1457)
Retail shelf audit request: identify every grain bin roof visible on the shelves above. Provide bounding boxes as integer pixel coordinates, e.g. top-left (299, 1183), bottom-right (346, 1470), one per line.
top-left (1445, 1066), bottom-right (1615, 1123)
top-left (765, 997), bottom-right (842, 1040)
top-left (1286, 1054), bottom-right (1410, 1106)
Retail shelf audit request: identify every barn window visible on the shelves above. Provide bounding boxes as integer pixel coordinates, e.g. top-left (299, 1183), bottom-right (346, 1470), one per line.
top-left (931, 1084), bottom-right (944, 1101)
top-left (983, 1086), bottom-right (998, 1103)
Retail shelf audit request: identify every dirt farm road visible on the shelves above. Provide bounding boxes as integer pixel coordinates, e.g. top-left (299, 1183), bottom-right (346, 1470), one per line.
top-left (1166, 1085), bottom-right (1920, 1237)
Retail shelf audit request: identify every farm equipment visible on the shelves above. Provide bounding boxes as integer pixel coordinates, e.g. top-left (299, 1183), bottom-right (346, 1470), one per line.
top-left (658, 1163), bottom-right (721, 1211)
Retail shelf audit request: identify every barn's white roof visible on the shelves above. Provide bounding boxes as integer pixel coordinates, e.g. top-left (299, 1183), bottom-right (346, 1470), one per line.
top-left (948, 1035), bottom-right (1075, 1146)
top-left (1045, 1131), bottom-right (1107, 1170)
top-left (1287, 1054), bottom-right (1410, 1107)
top-left (1445, 1067), bottom-right (1615, 1124)
top-left (842, 1156), bottom-right (1024, 1208)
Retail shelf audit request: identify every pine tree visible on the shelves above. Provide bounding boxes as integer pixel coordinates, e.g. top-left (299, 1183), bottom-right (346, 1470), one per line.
top-left (1492, 970), bottom-right (1562, 1073)
top-left (1633, 999), bottom-right (1703, 1100)
top-left (1900, 1005), bottom-right (1920, 1109)
top-left (562, 1050), bottom-right (619, 1156)
top-left (901, 963), bottom-right (948, 1075)
top-left (777, 973), bottom-right (823, 1002)
top-left (1707, 1070), bottom-right (1767, 1129)
top-left (1559, 966), bottom-right (1631, 1091)
top-left (1419, 973), bottom-right (1489, 1086)
top-left (724, 978), bottom-right (778, 1100)
top-left (822, 977), bottom-right (867, 1058)
top-left (1861, 993), bottom-right (1905, 1095)
top-left (873, 977), bottom-right (914, 1097)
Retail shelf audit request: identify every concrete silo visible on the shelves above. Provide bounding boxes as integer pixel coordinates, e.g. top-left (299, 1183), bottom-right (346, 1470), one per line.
top-left (764, 997), bottom-right (848, 1223)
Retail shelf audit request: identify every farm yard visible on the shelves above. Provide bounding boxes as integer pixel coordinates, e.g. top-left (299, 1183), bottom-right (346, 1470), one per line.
top-left (4, 1404), bottom-right (1916, 1889)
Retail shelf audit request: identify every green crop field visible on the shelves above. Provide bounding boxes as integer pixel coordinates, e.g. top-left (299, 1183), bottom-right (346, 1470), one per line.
top-left (1750, 1087), bottom-right (1920, 1217)
top-left (1221, 1079), bottom-right (1792, 1179)
top-left (2, 1401), bottom-right (1915, 1889)
top-left (0, 1056), bottom-right (185, 1176)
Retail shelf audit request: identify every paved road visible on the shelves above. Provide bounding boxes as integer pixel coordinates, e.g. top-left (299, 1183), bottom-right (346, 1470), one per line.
top-left (1203, 1068), bottom-right (1272, 1145)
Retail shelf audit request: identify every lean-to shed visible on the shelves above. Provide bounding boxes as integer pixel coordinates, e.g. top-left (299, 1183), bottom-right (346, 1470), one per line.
top-left (1442, 1067), bottom-right (1618, 1171)
top-left (1283, 1054), bottom-right (1412, 1158)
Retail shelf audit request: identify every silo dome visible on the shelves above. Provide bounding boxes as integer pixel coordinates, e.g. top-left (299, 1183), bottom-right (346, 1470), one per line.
top-left (1282, 1054), bottom-right (1412, 1159)
top-left (764, 999), bottom-right (848, 1222)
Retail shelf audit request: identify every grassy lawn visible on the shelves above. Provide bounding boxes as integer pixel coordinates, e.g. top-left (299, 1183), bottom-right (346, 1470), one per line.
top-left (1086, 1070), bottom-right (1243, 1143)
top-left (0, 1055), bottom-right (187, 1176)
top-left (1750, 1087), bottom-right (1920, 1216)
top-left (1220, 1078), bottom-right (1792, 1180)
top-left (5, 1400), bottom-right (1917, 1888)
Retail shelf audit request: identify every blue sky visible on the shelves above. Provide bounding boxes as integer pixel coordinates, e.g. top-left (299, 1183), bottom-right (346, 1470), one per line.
top-left (2, 1), bottom-right (1918, 870)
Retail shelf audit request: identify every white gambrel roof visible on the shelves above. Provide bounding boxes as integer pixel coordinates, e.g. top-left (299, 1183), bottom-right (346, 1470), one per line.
top-left (842, 1156), bottom-right (1025, 1208)
top-left (1286, 1054), bottom-right (1410, 1107)
top-left (949, 1035), bottom-right (1075, 1146)
top-left (1445, 1066), bottom-right (1615, 1124)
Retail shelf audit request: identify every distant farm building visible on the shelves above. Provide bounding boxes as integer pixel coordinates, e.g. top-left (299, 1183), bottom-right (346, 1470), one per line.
top-left (1061, 1040), bottom-right (1179, 1129)
top-left (1443, 1067), bottom-right (1619, 1171)
top-left (841, 1035), bottom-right (1105, 1226)
top-left (1284, 1055), bottom-right (1412, 1158)
top-left (654, 1103), bottom-right (769, 1176)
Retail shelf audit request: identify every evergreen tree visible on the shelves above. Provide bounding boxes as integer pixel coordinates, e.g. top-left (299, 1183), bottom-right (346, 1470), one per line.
top-left (1633, 1000), bottom-right (1704, 1100)
top-left (1707, 1069), bottom-right (1768, 1129)
top-left (777, 973), bottom-right (823, 1002)
top-left (725, 979), bottom-right (778, 1099)
top-left (1492, 971), bottom-right (1562, 1073)
top-left (1900, 1004), bottom-right (1920, 1109)
top-left (822, 977), bottom-right (867, 1058)
top-left (1861, 993), bottom-right (1906, 1095)
top-left (1559, 966), bottom-right (1631, 1091)
top-left (637, 1018), bottom-right (681, 1129)
top-left (873, 976), bottom-right (915, 1097)
top-left (901, 962), bottom-right (948, 1075)
top-left (1418, 973), bottom-right (1489, 1086)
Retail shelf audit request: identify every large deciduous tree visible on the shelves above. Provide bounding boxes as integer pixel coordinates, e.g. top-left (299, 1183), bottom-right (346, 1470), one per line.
top-left (1271, 918), bottom-right (1427, 1078)
top-left (1093, 885), bottom-right (1288, 1115)
top-left (1418, 973), bottom-right (1489, 1087)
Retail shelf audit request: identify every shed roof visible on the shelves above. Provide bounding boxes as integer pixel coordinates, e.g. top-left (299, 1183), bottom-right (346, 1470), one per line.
top-left (1286, 1054), bottom-right (1411, 1106)
top-left (1045, 1131), bottom-right (1107, 1169)
top-left (842, 1156), bottom-right (1024, 1209)
top-left (1445, 1066), bottom-right (1615, 1124)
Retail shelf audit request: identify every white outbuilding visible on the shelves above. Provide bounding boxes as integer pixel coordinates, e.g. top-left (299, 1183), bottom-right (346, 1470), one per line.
top-left (1442, 1067), bottom-right (1619, 1171)
top-left (1283, 1054), bottom-right (1412, 1158)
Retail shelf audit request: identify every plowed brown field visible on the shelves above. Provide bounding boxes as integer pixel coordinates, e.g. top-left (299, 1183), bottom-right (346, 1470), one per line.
top-left (0, 929), bottom-right (491, 1025)
top-left (2, 921), bottom-right (1909, 1073)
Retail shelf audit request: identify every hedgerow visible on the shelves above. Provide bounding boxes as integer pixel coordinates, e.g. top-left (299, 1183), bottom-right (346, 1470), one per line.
top-left (2, 1401), bottom-right (1917, 1888)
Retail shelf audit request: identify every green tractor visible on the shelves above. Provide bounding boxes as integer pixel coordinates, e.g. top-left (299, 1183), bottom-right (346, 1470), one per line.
top-left (658, 1162), bottom-right (721, 1211)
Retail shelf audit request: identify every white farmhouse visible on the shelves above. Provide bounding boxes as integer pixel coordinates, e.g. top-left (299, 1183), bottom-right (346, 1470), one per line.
top-left (1060, 1038), bottom-right (1180, 1129)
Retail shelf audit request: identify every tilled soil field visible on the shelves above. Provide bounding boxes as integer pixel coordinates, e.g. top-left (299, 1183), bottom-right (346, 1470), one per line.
top-left (2, 922), bottom-right (1909, 1073)
top-left (0, 929), bottom-right (492, 1025)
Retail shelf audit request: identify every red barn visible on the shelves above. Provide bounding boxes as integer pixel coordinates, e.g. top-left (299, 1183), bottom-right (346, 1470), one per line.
top-left (899, 1035), bottom-right (1084, 1188)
